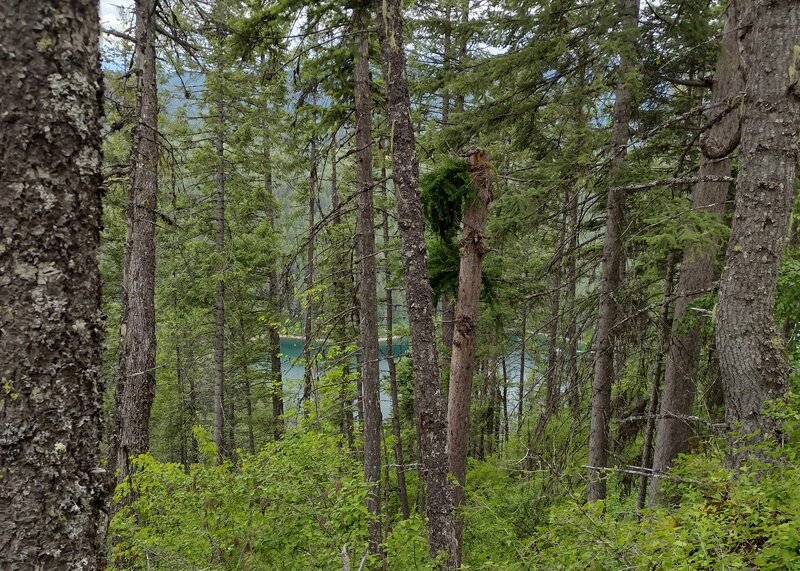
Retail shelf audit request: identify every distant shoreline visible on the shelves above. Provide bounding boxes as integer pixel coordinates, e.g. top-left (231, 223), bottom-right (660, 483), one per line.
top-left (280, 334), bottom-right (409, 344)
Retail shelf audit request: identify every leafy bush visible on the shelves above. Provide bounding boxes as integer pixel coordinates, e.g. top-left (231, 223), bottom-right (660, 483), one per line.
top-left (110, 429), bottom-right (369, 570)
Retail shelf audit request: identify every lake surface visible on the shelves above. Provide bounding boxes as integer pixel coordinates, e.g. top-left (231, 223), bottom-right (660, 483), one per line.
top-left (275, 335), bottom-right (537, 416)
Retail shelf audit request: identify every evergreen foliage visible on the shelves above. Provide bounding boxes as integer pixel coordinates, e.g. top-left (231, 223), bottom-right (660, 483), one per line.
top-left (420, 157), bottom-right (475, 242)
top-left (17, 0), bottom-right (797, 567)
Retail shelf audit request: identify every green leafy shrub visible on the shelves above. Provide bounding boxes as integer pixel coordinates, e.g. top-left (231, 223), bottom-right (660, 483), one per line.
top-left (110, 430), bottom-right (369, 570)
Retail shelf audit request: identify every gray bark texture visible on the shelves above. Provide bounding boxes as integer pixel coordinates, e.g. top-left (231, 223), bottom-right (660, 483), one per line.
top-left (648, 3), bottom-right (741, 503)
top-left (111, 0), bottom-right (159, 482)
top-left (354, 8), bottom-right (383, 558)
top-left (715, 0), bottom-right (800, 467)
top-left (587, 0), bottom-right (639, 502)
top-left (0, 0), bottom-right (106, 567)
top-left (374, 0), bottom-right (458, 565)
top-left (446, 150), bottom-right (493, 566)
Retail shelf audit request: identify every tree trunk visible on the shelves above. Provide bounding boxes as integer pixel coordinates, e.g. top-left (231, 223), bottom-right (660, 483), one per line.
top-left (213, 92), bottom-right (226, 464)
top-left (447, 149), bottom-right (493, 565)
top-left (637, 252), bottom-right (676, 512)
top-left (111, 0), bottom-right (159, 481)
top-left (587, 0), bottom-right (639, 503)
top-left (354, 9), bottom-right (383, 557)
top-left (382, 145), bottom-right (411, 521)
top-left (374, 0), bottom-right (458, 564)
top-left (0, 1), bottom-right (105, 565)
top-left (649, 3), bottom-right (741, 502)
top-left (715, 0), bottom-right (799, 468)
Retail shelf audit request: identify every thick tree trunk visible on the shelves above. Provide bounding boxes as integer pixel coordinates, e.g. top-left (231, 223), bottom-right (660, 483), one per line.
top-left (447, 149), bottom-right (493, 565)
top-left (111, 0), bottom-right (159, 481)
top-left (354, 9), bottom-right (383, 557)
top-left (374, 0), bottom-right (458, 564)
top-left (637, 252), bottom-right (676, 511)
top-left (0, 0), bottom-right (105, 565)
top-left (587, 0), bottom-right (639, 503)
top-left (382, 145), bottom-right (411, 520)
top-left (648, 3), bottom-right (741, 503)
top-left (214, 94), bottom-right (226, 464)
top-left (715, 0), bottom-right (800, 468)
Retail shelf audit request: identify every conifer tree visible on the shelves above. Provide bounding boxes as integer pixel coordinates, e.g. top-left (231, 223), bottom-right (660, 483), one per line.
top-left (0, 0), bottom-right (106, 565)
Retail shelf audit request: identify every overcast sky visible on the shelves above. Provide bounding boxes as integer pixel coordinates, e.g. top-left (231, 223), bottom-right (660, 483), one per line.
top-left (100, 0), bottom-right (134, 31)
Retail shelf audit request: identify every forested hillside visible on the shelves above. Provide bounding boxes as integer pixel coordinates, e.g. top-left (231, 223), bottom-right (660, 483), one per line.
top-left (2, 0), bottom-right (800, 569)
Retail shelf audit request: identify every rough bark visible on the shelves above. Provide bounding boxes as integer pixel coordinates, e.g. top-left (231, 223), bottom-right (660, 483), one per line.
top-left (715, 0), bottom-right (800, 467)
top-left (111, 0), bottom-right (159, 481)
top-left (382, 145), bottom-right (410, 520)
top-left (0, 0), bottom-right (106, 566)
top-left (374, 0), bottom-right (458, 564)
top-left (354, 9), bottom-right (383, 557)
top-left (649, 3), bottom-right (741, 502)
top-left (587, 0), bottom-right (639, 503)
top-left (447, 149), bottom-right (493, 564)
